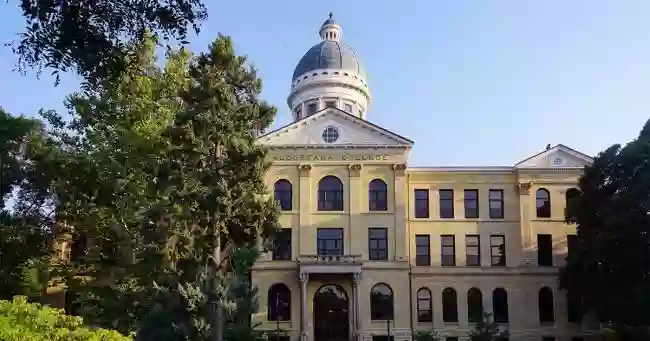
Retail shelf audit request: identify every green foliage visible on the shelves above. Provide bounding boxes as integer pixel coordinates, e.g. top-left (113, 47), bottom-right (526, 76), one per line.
top-left (560, 118), bottom-right (650, 327)
top-left (468, 313), bottom-right (508, 341)
top-left (0, 296), bottom-right (131, 341)
top-left (412, 329), bottom-right (441, 341)
top-left (10, 0), bottom-right (207, 85)
top-left (19, 33), bottom-right (279, 341)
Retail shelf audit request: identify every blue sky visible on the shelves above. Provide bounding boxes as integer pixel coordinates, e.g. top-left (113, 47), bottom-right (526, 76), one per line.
top-left (1, 1), bottom-right (649, 166)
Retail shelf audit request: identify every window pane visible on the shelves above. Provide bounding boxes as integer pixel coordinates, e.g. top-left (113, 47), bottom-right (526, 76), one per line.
top-left (369, 228), bottom-right (388, 261)
top-left (466, 235), bottom-right (480, 266)
top-left (464, 189), bottom-right (479, 218)
top-left (415, 235), bottom-right (430, 266)
top-left (441, 235), bottom-right (456, 266)
top-left (439, 189), bottom-right (454, 219)
top-left (490, 235), bottom-right (506, 266)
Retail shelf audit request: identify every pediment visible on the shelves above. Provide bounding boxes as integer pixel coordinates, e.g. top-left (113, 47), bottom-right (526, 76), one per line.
top-left (515, 144), bottom-right (593, 169)
top-left (258, 108), bottom-right (413, 148)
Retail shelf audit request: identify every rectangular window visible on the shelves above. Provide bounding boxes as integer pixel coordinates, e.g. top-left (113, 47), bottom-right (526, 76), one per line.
top-left (446, 338), bottom-right (458, 341)
top-left (325, 100), bottom-right (337, 108)
top-left (567, 234), bottom-right (577, 259)
top-left (344, 103), bottom-right (353, 113)
top-left (415, 235), bottom-right (431, 266)
top-left (464, 189), bottom-right (479, 218)
top-left (272, 229), bottom-right (292, 260)
top-left (294, 106), bottom-right (302, 119)
top-left (490, 235), bottom-right (506, 266)
top-left (317, 228), bottom-right (343, 256)
top-left (368, 228), bottom-right (388, 261)
top-left (441, 235), bottom-right (456, 266)
top-left (414, 189), bottom-right (429, 218)
top-left (307, 102), bottom-right (318, 115)
top-left (439, 189), bottom-right (454, 218)
top-left (538, 234), bottom-right (553, 266)
top-left (489, 189), bottom-right (504, 219)
top-left (466, 235), bottom-right (481, 266)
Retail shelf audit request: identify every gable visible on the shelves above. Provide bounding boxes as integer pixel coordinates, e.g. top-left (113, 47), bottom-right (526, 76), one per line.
top-left (258, 108), bottom-right (413, 147)
top-left (515, 144), bottom-right (593, 169)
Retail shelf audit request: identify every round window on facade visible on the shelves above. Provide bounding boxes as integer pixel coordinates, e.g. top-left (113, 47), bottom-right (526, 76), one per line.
top-left (322, 126), bottom-right (340, 143)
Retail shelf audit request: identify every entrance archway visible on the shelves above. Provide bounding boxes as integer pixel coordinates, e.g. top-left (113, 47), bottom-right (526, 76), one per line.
top-left (313, 284), bottom-right (349, 341)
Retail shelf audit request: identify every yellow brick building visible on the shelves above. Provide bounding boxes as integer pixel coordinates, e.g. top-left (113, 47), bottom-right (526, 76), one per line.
top-left (253, 14), bottom-right (593, 341)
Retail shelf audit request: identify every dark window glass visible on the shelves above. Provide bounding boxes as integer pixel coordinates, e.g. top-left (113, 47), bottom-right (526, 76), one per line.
top-left (368, 228), bottom-right (388, 261)
top-left (372, 337), bottom-right (394, 341)
top-left (466, 235), bottom-right (480, 266)
top-left (490, 235), bottom-right (506, 266)
top-left (537, 234), bottom-right (553, 266)
top-left (317, 228), bottom-right (343, 256)
top-left (565, 188), bottom-right (580, 220)
top-left (542, 337), bottom-right (555, 341)
top-left (307, 102), bottom-right (318, 115)
top-left (539, 287), bottom-right (555, 323)
top-left (318, 176), bottom-right (344, 211)
top-left (325, 101), bottom-right (336, 108)
top-left (416, 288), bottom-right (433, 322)
top-left (442, 288), bottom-right (458, 322)
top-left (536, 188), bottom-right (551, 218)
top-left (274, 179), bottom-right (292, 211)
top-left (571, 338), bottom-right (583, 341)
top-left (272, 229), bottom-right (292, 260)
top-left (370, 284), bottom-right (394, 320)
top-left (441, 235), bottom-right (456, 266)
top-left (464, 189), bottom-right (479, 218)
top-left (369, 179), bottom-right (388, 211)
top-left (567, 235), bottom-right (577, 260)
top-left (567, 291), bottom-right (583, 323)
top-left (467, 287), bottom-right (483, 323)
top-left (446, 338), bottom-right (458, 341)
top-left (492, 288), bottom-right (509, 323)
top-left (415, 189), bottom-right (429, 218)
top-left (268, 284), bottom-right (291, 321)
top-left (489, 189), bottom-right (504, 219)
top-left (439, 189), bottom-right (454, 218)
top-left (415, 235), bottom-right (431, 266)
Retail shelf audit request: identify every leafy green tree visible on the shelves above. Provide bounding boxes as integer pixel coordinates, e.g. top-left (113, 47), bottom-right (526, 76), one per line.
top-left (0, 296), bottom-right (131, 341)
top-left (9, 0), bottom-right (207, 84)
top-left (560, 118), bottom-right (650, 331)
top-left (468, 313), bottom-right (508, 341)
top-left (26, 33), bottom-right (278, 341)
top-left (0, 109), bottom-right (53, 302)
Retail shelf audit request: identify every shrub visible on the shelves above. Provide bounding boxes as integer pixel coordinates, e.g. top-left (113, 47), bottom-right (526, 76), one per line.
top-left (0, 296), bottom-right (132, 341)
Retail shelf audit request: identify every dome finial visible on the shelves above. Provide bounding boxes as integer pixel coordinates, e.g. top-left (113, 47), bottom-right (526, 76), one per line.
top-left (320, 12), bottom-right (341, 42)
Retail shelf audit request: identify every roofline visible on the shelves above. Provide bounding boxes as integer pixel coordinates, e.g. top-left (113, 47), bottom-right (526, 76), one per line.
top-left (258, 108), bottom-right (414, 145)
top-left (408, 166), bottom-right (586, 173)
top-left (515, 144), bottom-right (593, 166)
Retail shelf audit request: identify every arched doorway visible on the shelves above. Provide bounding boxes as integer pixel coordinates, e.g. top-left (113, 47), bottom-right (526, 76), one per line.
top-left (313, 284), bottom-right (349, 341)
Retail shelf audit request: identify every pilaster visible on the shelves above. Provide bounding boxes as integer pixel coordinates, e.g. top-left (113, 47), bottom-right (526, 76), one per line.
top-left (517, 182), bottom-right (534, 265)
top-left (299, 164), bottom-right (312, 257)
top-left (393, 164), bottom-right (407, 261)
top-left (349, 164), bottom-right (363, 256)
top-left (300, 272), bottom-right (309, 341)
top-left (353, 272), bottom-right (363, 341)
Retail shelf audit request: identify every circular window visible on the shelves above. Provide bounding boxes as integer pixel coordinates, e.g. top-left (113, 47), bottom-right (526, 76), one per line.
top-left (322, 126), bottom-right (340, 143)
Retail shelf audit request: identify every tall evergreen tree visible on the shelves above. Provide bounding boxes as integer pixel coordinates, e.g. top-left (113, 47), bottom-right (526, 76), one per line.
top-left (25, 33), bottom-right (278, 341)
top-left (560, 119), bottom-right (650, 332)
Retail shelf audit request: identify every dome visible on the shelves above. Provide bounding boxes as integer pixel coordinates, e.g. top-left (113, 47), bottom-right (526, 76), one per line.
top-left (292, 41), bottom-right (366, 81)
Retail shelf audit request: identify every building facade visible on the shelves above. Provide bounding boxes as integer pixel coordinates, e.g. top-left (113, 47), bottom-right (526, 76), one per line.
top-left (253, 14), bottom-right (594, 341)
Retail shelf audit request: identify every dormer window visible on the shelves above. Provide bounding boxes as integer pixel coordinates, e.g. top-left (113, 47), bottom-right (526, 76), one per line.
top-left (344, 103), bottom-right (353, 113)
top-left (325, 100), bottom-right (337, 109)
top-left (294, 106), bottom-right (302, 119)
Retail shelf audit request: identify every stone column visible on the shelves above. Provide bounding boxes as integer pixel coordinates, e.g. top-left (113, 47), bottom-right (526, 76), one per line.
top-left (300, 272), bottom-right (309, 341)
top-left (353, 272), bottom-right (363, 341)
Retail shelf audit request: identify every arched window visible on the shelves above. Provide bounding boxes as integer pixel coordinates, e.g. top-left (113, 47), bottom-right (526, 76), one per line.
top-left (442, 287), bottom-right (458, 322)
top-left (416, 287), bottom-right (432, 322)
top-left (565, 188), bottom-right (580, 220)
top-left (268, 283), bottom-right (291, 321)
top-left (467, 287), bottom-right (483, 323)
top-left (368, 179), bottom-right (388, 211)
top-left (538, 286), bottom-right (555, 323)
top-left (492, 288), bottom-right (509, 323)
top-left (274, 179), bottom-right (292, 211)
top-left (318, 176), bottom-right (344, 211)
top-left (370, 283), bottom-right (394, 320)
top-left (536, 188), bottom-right (551, 218)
